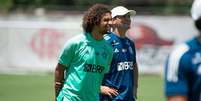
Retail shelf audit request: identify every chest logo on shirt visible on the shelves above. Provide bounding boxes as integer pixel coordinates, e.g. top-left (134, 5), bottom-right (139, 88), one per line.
top-left (83, 63), bottom-right (105, 73)
top-left (112, 40), bottom-right (119, 46)
top-left (117, 61), bottom-right (133, 71)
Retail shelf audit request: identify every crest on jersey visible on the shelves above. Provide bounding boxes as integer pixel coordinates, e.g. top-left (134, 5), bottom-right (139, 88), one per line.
top-left (114, 48), bottom-right (119, 53)
top-left (101, 51), bottom-right (108, 59)
top-left (112, 40), bottom-right (119, 46)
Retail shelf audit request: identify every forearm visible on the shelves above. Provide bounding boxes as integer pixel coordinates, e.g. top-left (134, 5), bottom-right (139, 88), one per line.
top-left (134, 63), bottom-right (138, 88)
top-left (55, 64), bottom-right (65, 97)
top-left (133, 63), bottom-right (139, 98)
top-left (167, 96), bottom-right (187, 101)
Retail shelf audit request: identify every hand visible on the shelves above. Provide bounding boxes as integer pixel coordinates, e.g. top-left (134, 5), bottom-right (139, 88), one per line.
top-left (100, 86), bottom-right (119, 98)
top-left (55, 82), bottom-right (63, 96)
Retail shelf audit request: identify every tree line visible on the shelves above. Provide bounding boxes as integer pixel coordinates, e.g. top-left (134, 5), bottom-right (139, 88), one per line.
top-left (0, 0), bottom-right (192, 15)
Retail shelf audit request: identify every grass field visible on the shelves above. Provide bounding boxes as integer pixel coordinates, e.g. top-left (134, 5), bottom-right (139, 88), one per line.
top-left (0, 74), bottom-right (165, 101)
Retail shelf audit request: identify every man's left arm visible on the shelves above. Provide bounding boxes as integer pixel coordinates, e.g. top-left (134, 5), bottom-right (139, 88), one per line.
top-left (133, 63), bottom-right (139, 99)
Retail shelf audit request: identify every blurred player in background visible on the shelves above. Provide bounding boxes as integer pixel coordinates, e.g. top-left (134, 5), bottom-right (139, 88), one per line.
top-left (54, 4), bottom-right (113, 101)
top-left (164, 0), bottom-right (201, 101)
top-left (100, 6), bottom-right (139, 101)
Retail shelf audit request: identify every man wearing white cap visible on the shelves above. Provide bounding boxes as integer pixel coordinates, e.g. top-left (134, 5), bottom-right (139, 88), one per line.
top-left (100, 6), bottom-right (139, 101)
top-left (164, 0), bottom-right (201, 101)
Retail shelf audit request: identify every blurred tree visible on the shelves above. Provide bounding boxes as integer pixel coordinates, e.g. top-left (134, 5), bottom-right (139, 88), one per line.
top-left (73, 0), bottom-right (110, 10)
top-left (111, 0), bottom-right (126, 7)
top-left (165, 0), bottom-right (192, 14)
top-left (41, 0), bottom-right (74, 10)
top-left (0, 0), bottom-right (13, 13)
top-left (0, 0), bottom-right (193, 15)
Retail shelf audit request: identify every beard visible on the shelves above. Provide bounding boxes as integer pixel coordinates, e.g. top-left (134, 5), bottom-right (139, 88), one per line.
top-left (100, 28), bottom-right (109, 34)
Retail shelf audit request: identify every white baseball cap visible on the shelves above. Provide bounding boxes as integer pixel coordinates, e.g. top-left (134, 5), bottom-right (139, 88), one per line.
top-left (191, 0), bottom-right (201, 21)
top-left (111, 6), bottom-right (136, 18)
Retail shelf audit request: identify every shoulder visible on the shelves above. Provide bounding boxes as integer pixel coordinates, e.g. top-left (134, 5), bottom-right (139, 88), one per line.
top-left (104, 32), bottom-right (116, 42)
top-left (166, 43), bottom-right (190, 82)
top-left (168, 43), bottom-right (190, 64)
top-left (68, 34), bottom-right (85, 43)
top-left (186, 37), bottom-right (200, 51)
top-left (125, 37), bottom-right (135, 45)
top-left (171, 43), bottom-right (189, 55)
top-left (169, 37), bottom-right (198, 59)
top-left (65, 34), bottom-right (85, 44)
top-left (62, 34), bottom-right (86, 50)
top-left (103, 40), bottom-right (113, 52)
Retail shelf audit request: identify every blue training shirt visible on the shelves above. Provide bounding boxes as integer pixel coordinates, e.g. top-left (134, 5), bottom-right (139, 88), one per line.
top-left (165, 37), bottom-right (201, 101)
top-left (100, 32), bottom-right (137, 101)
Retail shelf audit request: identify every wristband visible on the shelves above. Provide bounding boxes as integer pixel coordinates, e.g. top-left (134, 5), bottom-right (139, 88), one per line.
top-left (55, 82), bottom-right (62, 85)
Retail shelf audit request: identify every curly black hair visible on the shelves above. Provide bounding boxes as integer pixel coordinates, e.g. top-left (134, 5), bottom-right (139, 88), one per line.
top-left (82, 4), bottom-right (110, 33)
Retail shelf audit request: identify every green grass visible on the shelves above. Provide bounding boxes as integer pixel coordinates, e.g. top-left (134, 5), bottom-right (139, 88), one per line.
top-left (138, 75), bottom-right (165, 101)
top-left (0, 74), bottom-right (165, 101)
top-left (0, 74), bottom-right (54, 101)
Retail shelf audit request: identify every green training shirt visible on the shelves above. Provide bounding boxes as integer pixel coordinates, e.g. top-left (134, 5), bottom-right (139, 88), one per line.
top-left (57, 33), bottom-right (113, 101)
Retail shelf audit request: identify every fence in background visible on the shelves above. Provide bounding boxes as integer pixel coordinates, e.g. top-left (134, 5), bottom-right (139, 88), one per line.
top-left (0, 14), bottom-right (197, 74)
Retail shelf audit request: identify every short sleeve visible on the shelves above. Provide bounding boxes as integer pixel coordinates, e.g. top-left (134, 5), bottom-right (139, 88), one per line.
top-left (58, 40), bottom-right (76, 68)
top-left (164, 44), bottom-right (190, 97)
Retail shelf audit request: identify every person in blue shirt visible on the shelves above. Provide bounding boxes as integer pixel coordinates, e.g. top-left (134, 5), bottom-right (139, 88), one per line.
top-left (164, 0), bottom-right (201, 101)
top-left (100, 6), bottom-right (139, 101)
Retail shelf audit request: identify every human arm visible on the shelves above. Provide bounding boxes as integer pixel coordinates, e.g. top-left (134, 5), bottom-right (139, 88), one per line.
top-left (164, 44), bottom-right (189, 101)
top-left (167, 96), bottom-right (187, 101)
top-left (133, 63), bottom-right (138, 99)
top-left (54, 63), bottom-right (65, 99)
top-left (100, 86), bottom-right (119, 98)
top-left (54, 38), bottom-right (76, 100)
top-left (131, 41), bottom-right (138, 99)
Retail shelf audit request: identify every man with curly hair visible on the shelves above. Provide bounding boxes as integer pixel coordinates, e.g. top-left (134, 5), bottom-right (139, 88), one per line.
top-left (54, 4), bottom-right (113, 101)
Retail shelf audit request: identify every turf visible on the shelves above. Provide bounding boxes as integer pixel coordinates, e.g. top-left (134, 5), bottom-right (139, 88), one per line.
top-left (0, 74), bottom-right (165, 101)
top-left (137, 75), bottom-right (165, 101)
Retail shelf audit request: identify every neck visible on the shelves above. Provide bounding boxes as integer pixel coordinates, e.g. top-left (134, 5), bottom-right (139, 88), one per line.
top-left (113, 28), bottom-right (127, 38)
top-left (91, 27), bottom-right (103, 40)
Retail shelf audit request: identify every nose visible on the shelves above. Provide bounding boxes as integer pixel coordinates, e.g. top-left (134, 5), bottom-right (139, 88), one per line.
top-left (108, 20), bottom-right (112, 26)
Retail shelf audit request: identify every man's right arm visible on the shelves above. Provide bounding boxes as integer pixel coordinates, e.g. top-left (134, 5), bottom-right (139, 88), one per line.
top-left (100, 86), bottom-right (119, 98)
top-left (167, 96), bottom-right (187, 101)
top-left (165, 44), bottom-right (189, 101)
top-left (55, 63), bottom-right (65, 99)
